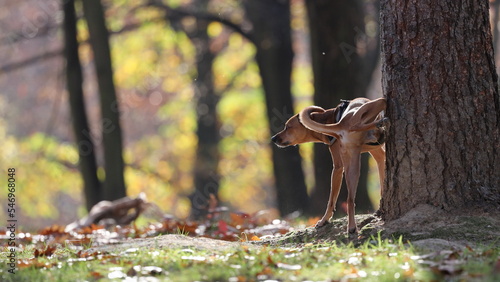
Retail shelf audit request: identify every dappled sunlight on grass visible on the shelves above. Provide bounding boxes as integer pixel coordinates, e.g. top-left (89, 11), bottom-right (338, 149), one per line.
top-left (1, 212), bottom-right (499, 281)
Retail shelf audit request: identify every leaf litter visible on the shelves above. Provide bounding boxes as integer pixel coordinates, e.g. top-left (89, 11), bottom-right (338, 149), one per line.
top-left (1, 196), bottom-right (499, 281)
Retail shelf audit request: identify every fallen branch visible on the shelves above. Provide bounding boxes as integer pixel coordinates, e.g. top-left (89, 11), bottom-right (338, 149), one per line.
top-left (65, 193), bottom-right (158, 232)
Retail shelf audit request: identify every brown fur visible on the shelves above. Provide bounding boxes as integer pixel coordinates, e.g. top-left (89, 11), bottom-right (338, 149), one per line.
top-left (271, 98), bottom-right (387, 233)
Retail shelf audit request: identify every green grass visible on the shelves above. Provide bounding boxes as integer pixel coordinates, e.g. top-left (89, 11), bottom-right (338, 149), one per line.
top-left (1, 236), bottom-right (499, 281)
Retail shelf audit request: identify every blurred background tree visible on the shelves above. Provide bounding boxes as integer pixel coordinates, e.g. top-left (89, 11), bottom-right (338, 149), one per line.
top-left (81, 0), bottom-right (127, 202)
top-left (0, 0), bottom-right (451, 230)
top-left (147, 0), bottom-right (223, 219)
top-left (305, 0), bottom-right (380, 216)
top-left (187, 0), bottom-right (221, 219)
top-left (243, 0), bottom-right (309, 216)
top-left (63, 0), bottom-right (101, 211)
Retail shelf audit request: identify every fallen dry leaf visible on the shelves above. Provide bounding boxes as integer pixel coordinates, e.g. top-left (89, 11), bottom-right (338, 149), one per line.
top-left (230, 212), bottom-right (251, 227)
top-left (17, 259), bottom-right (56, 269)
top-left (257, 266), bottom-right (274, 277)
top-left (88, 271), bottom-right (104, 279)
top-left (34, 245), bottom-right (57, 258)
top-left (250, 235), bottom-right (261, 241)
top-left (38, 225), bottom-right (67, 236)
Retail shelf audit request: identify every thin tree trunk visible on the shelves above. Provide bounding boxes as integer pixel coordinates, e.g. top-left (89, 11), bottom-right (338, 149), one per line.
top-left (187, 0), bottom-right (220, 218)
top-left (244, 0), bottom-right (309, 215)
top-left (63, 0), bottom-right (101, 211)
top-left (82, 0), bottom-right (126, 201)
top-left (380, 0), bottom-right (500, 220)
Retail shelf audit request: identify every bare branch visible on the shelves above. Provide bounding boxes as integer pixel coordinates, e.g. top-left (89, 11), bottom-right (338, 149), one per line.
top-left (0, 17), bottom-right (164, 75)
top-left (0, 23), bottom-right (59, 47)
top-left (0, 49), bottom-right (62, 74)
top-left (0, 2), bottom-right (254, 75)
top-left (144, 0), bottom-right (255, 45)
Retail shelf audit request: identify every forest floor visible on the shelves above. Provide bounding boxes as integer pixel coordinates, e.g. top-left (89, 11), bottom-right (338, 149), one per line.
top-left (2, 204), bottom-right (500, 281)
top-left (83, 204), bottom-right (500, 254)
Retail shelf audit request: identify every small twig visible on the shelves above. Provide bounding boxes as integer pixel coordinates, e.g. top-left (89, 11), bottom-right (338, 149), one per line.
top-left (144, 0), bottom-right (255, 44)
top-left (0, 16), bottom-right (165, 75)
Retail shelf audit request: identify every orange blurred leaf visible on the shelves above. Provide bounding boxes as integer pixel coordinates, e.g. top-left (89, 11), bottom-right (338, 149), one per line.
top-left (230, 212), bottom-right (250, 226)
top-left (18, 259), bottom-right (56, 269)
top-left (250, 235), bottom-right (261, 241)
top-left (307, 217), bottom-right (321, 227)
top-left (38, 225), bottom-right (67, 236)
top-left (257, 266), bottom-right (274, 277)
top-left (176, 222), bottom-right (198, 234)
top-left (267, 255), bottom-right (276, 267)
top-left (88, 271), bottom-right (104, 279)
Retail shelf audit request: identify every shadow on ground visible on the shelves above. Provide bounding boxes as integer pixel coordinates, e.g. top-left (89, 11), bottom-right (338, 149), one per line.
top-left (259, 204), bottom-right (500, 251)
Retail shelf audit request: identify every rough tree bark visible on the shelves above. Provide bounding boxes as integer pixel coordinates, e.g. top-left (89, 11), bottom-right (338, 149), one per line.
top-left (63, 0), bottom-right (101, 211)
top-left (244, 0), bottom-right (309, 215)
top-left (305, 0), bottom-right (380, 215)
top-left (82, 0), bottom-right (127, 201)
top-left (380, 0), bottom-right (500, 220)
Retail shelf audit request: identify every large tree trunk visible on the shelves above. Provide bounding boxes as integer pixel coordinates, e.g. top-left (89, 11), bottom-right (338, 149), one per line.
top-left (63, 0), bottom-right (101, 211)
top-left (187, 1), bottom-right (220, 219)
top-left (305, 0), bottom-right (379, 215)
top-left (244, 0), bottom-right (309, 215)
top-left (82, 0), bottom-right (127, 201)
top-left (380, 0), bottom-right (500, 220)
